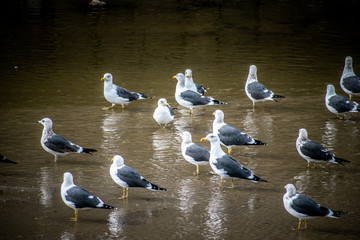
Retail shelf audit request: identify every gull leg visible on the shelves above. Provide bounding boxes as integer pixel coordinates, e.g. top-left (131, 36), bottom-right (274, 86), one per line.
top-left (304, 220), bottom-right (308, 229)
top-left (71, 209), bottom-right (79, 222)
top-left (220, 179), bottom-right (224, 189)
top-left (122, 104), bottom-right (125, 110)
top-left (252, 102), bottom-right (255, 108)
top-left (190, 108), bottom-right (194, 115)
top-left (349, 95), bottom-right (352, 100)
top-left (103, 104), bottom-right (115, 110)
top-left (119, 188), bottom-right (127, 199)
top-left (196, 165), bottom-right (200, 175)
top-left (228, 147), bottom-right (232, 155)
top-left (231, 179), bottom-right (234, 188)
top-left (298, 219), bottom-right (302, 230)
top-left (125, 188), bottom-right (129, 198)
top-left (54, 155), bottom-right (58, 162)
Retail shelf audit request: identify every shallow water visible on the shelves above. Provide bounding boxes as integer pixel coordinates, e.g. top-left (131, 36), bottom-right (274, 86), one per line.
top-left (0, 1), bottom-right (360, 239)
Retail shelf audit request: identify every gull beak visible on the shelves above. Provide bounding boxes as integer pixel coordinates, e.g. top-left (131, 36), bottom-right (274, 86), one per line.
top-left (284, 185), bottom-right (287, 189)
top-left (111, 158), bottom-right (114, 162)
top-left (212, 112), bottom-right (215, 116)
top-left (200, 138), bottom-right (207, 142)
top-left (179, 134), bottom-right (182, 138)
top-left (172, 76), bottom-right (176, 79)
top-left (165, 103), bottom-right (170, 107)
top-left (186, 75), bottom-right (191, 78)
top-left (101, 77), bottom-right (105, 82)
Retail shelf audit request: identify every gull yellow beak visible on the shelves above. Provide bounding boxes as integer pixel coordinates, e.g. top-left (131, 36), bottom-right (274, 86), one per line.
top-left (186, 75), bottom-right (191, 78)
top-left (172, 76), bottom-right (176, 79)
top-left (200, 138), bottom-right (207, 142)
top-left (212, 112), bottom-right (215, 116)
top-left (101, 77), bottom-right (105, 82)
top-left (179, 134), bottom-right (182, 138)
top-left (284, 185), bottom-right (287, 189)
top-left (111, 157), bottom-right (114, 162)
top-left (166, 103), bottom-right (170, 107)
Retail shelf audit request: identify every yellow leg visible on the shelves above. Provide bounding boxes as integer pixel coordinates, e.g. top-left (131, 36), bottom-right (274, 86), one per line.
top-left (349, 96), bottom-right (352, 100)
top-left (196, 165), bottom-right (199, 175)
top-left (122, 104), bottom-right (125, 110)
top-left (119, 188), bottom-right (127, 199)
top-left (228, 147), bottom-right (232, 155)
top-left (103, 104), bottom-right (115, 110)
top-left (231, 179), bottom-right (234, 188)
top-left (125, 188), bottom-right (129, 198)
top-left (298, 219), bottom-right (302, 230)
top-left (220, 179), bottom-right (224, 189)
top-left (71, 209), bottom-right (79, 222)
top-left (253, 102), bottom-right (255, 107)
top-left (304, 220), bottom-right (308, 229)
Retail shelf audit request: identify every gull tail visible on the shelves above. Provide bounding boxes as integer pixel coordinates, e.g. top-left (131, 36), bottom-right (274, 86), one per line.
top-left (82, 148), bottom-right (97, 154)
top-left (101, 204), bottom-right (117, 210)
top-left (334, 157), bottom-right (350, 164)
top-left (273, 94), bottom-right (285, 99)
top-left (213, 100), bottom-right (227, 105)
top-left (147, 182), bottom-right (167, 191)
top-left (330, 210), bottom-right (348, 218)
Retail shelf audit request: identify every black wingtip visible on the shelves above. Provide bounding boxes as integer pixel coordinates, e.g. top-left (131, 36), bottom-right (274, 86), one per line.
top-left (335, 157), bottom-right (350, 164)
top-left (213, 100), bottom-right (227, 105)
top-left (83, 148), bottom-right (97, 154)
top-left (333, 210), bottom-right (349, 217)
top-left (273, 95), bottom-right (285, 99)
top-left (103, 204), bottom-right (117, 210)
top-left (0, 154), bottom-right (17, 164)
top-left (253, 176), bottom-right (268, 183)
top-left (255, 140), bottom-right (267, 145)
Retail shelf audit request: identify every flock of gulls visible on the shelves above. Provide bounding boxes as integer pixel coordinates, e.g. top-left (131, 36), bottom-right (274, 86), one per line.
top-left (24, 56), bottom-right (358, 229)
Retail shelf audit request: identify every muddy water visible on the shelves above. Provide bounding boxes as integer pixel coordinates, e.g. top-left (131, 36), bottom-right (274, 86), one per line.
top-left (1, 1), bottom-right (360, 239)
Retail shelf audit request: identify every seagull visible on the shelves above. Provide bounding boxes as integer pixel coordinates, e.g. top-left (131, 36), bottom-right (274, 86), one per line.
top-left (110, 155), bottom-right (167, 199)
top-left (0, 154), bottom-right (17, 164)
top-left (101, 73), bottom-right (150, 110)
top-left (37, 118), bottom-right (97, 161)
top-left (245, 65), bottom-right (285, 107)
top-left (61, 172), bottom-right (116, 222)
top-left (153, 98), bottom-right (174, 127)
top-left (212, 109), bottom-right (266, 155)
top-left (173, 73), bottom-right (226, 115)
top-left (340, 56), bottom-right (360, 100)
top-left (184, 69), bottom-right (208, 95)
top-left (283, 183), bottom-right (348, 230)
top-left (180, 131), bottom-right (209, 175)
top-left (296, 128), bottom-right (350, 167)
top-left (201, 133), bottom-right (267, 189)
top-left (325, 84), bottom-right (359, 119)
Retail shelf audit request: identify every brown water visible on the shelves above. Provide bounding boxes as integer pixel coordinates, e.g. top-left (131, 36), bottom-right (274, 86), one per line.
top-left (1, 0), bottom-right (360, 239)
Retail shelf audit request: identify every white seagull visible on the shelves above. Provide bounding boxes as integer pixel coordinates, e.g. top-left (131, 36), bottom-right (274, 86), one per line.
top-left (201, 133), bottom-right (267, 189)
top-left (340, 56), bottom-right (360, 100)
top-left (61, 172), bottom-right (116, 222)
top-left (325, 84), bottom-right (359, 118)
top-left (184, 69), bottom-right (208, 95)
top-left (173, 73), bottom-right (226, 115)
top-left (180, 131), bottom-right (209, 175)
top-left (245, 65), bottom-right (285, 107)
top-left (283, 183), bottom-right (348, 230)
top-left (212, 109), bottom-right (266, 155)
top-left (296, 128), bottom-right (350, 167)
top-left (153, 98), bottom-right (174, 127)
top-left (101, 73), bottom-right (150, 110)
top-left (110, 155), bottom-right (167, 199)
top-left (37, 118), bottom-right (96, 161)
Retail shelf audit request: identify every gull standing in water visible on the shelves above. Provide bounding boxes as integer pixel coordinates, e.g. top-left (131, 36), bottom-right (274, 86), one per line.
top-left (101, 73), bottom-right (150, 110)
top-left (245, 65), bottom-right (285, 107)
top-left (340, 56), bottom-right (360, 100)
top-left (37, 118), bottom-right (96, 161)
